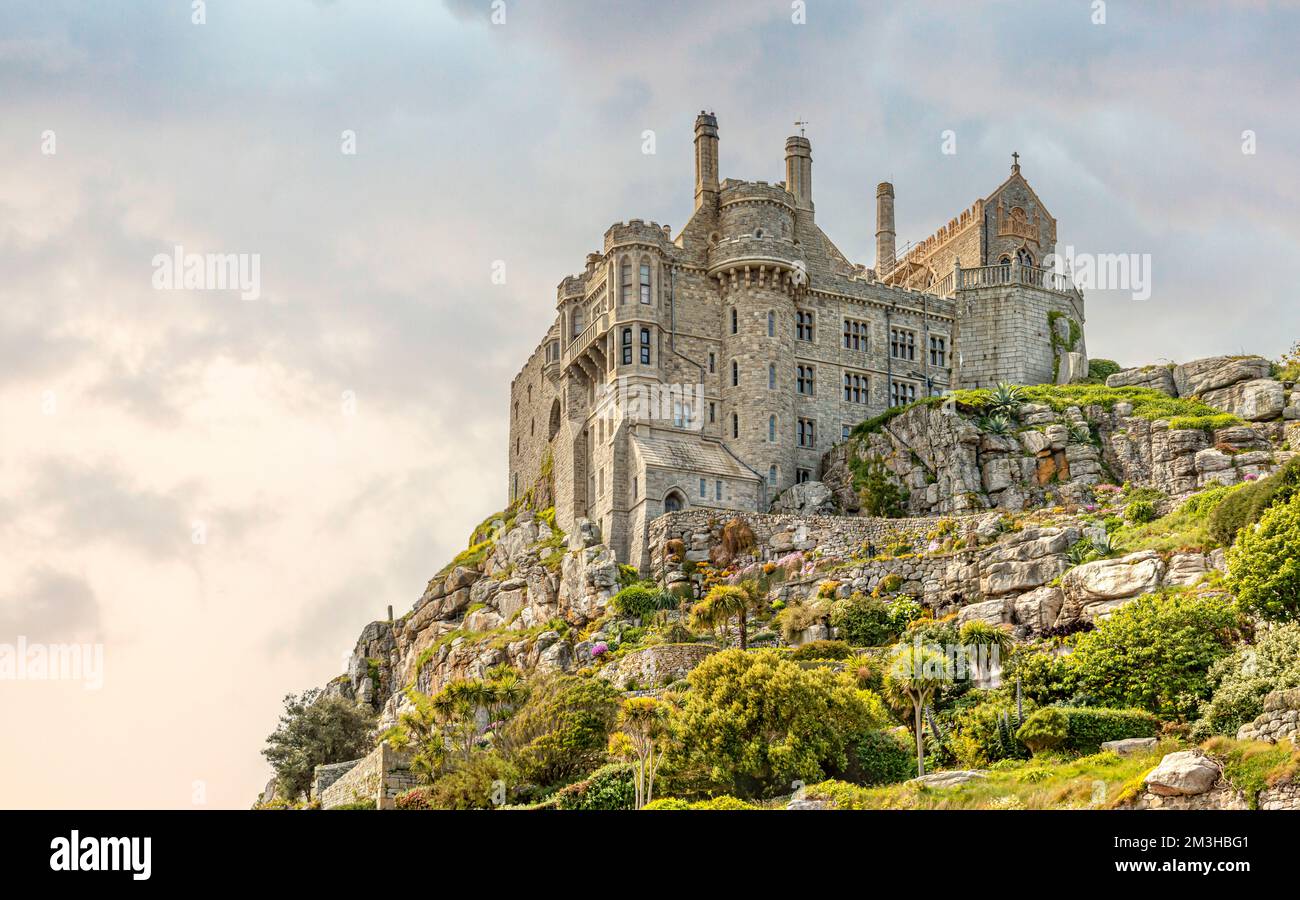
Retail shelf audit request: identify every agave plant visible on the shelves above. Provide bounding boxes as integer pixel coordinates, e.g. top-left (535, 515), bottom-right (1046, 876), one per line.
top-left (978, 413), bottom-right (1013, 435)
top-left (986, 382), bottom-right (1026, 418)
top-left (1069, 422), bottom-right (1093, 444)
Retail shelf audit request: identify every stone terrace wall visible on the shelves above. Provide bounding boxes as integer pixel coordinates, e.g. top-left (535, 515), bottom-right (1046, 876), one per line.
top-left (647, 509), bottom-right (998, 578)
top-left (1237, 688), bottom-right (1300, 745)
top-left (319, 742), bottom-right (417, 810)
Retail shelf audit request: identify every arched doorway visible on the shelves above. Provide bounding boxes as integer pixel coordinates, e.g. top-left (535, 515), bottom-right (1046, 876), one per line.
top-left (663, 490), bottom-right (686, 513)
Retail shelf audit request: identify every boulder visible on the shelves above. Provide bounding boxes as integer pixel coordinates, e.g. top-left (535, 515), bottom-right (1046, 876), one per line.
top-left (1172, 355), bottom-right (1270, 397)
top-left (957, 598), bottom-right (1010, 627)
top-left (1056, 351), bottom-right (1089, 385)
top-left (1012, 585), bottom-right (1064, 634)
top-left (909, 770), bottom-right (987, 789)
top-left (1060, 550), bottom-right (1165, 622)
top-left (980, 558), bottom-right (1067, 597)
top-left (1202, 378), bottom-right (1287, 421)
top-left (1164, 553), bottom-right (1209, 587)
top-left (1145, 750), bottom-right (1221, 797)
top-left (1107, 365), bottom-right (1176, 395)
top-left (1101, 737), bottom-right (1157, 756)
top-left (770, 480), bottom-right (835, 515)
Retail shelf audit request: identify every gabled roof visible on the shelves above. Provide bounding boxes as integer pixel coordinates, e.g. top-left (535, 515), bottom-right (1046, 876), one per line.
top-left (630, 431), bottom-right (760, 482)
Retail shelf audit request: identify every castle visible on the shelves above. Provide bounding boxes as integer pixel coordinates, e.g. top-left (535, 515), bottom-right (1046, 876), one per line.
top-left (508, 112), bottom-right (1087, 567)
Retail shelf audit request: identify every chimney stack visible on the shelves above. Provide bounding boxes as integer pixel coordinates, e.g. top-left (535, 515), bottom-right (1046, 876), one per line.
top-left (876, 182), bottom-right (896, 276)
top-left (693, 111), bottom-right (719, 211)
top-left (784, 135), bottom-right (813, 211)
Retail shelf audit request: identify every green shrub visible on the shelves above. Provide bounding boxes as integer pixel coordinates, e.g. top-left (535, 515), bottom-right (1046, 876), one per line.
top-left (790, 639), bottom-right (853, 660)
top-left (1016, 708), bottom-right (1068, 754)
top-left (610, 583), bottom-right (675, 620)
top-left (1057, 707), bottom-right (1159, 753)
top-left (1087, 359), bottom-right (1122, 383)
top-left (849, 729), bottom-right (916, 785)
top-left (1227, 492), bottom-right (1300, 621)
top-left (667, 649), bottom-right (887, 799)
top-left (554, 762), bottom-right (636, 810)
top-left (329, 799), bottom-right (376, 810)
top-left (1198, 624), bottom-right (1300, 735)
top-left (951, 698), bottom-right (1034, 767)
top-left (1209, 457), bottom-right (1300, 546)
top-left (1124, 499), bottom-right (1157, 525)
top-left (503, 674), bottom-right (621, 791)
top-left (1069, 590), bottom-right (1242, 720)
top-left (425, 753), bottom-right (516, 810)
top-left (829, 593), bottom-right (906, 647)
top-left (641, 797), bottom-right (691, 810)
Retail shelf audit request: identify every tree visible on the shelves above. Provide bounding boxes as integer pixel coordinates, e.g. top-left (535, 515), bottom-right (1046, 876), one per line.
top-left (1068, 590), bottom-right (1242, 720)
top-left (610, 697), bottom-right (669, 809)
top-left (882, 644), bottom-right (952, 777)
top-left (958, 620), bottom-right (1013, 683)
top-left (668, 649), bottom-right (887, 798)
top-left (262, 690), bottom-right (376, 800)
top-left (1227, 492), bottom-right (1300, 621)
top-left (610, 583), bottom-right (677, 623)
top-left (689, 579), bottom-right (765, 649)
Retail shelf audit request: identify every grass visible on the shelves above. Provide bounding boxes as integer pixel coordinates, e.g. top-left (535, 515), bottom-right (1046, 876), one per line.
top-left (1113, 483), bottom-right (1244, 553)
top-left (804, 742), bottom-right (1175, 810)
top-left (1203, 736), bottom-right (1299, 809)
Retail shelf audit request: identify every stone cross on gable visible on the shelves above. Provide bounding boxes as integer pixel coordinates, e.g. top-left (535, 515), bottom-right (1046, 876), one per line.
top-left (1012, 151), bottom-right (1021, 173)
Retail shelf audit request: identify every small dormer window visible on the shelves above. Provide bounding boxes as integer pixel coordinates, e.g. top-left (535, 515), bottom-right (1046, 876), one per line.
top-left (754, 228), bottom-right (764, 239)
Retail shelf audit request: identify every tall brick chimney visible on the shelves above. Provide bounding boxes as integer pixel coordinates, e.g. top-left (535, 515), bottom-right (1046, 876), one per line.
top-left (876, 182), bottom-right (896, 276)
top-left (693, 111), bottom-right (719, 212)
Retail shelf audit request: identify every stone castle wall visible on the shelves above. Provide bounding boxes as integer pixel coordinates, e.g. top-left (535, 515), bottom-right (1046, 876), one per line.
top-left (317, 742), bottom-right (417, 810)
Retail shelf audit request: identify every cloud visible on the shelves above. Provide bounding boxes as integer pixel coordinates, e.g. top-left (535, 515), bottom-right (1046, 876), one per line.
top-left (0, 568), bottom-right (100, 641)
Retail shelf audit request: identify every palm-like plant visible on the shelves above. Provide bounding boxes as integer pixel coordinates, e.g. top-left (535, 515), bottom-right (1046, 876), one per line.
top-left (986, 382), bottom-right (1026, 419)
top-left (977, 413), bottom-right (1013, 436)
top-left (614, 697), bottom-right (669, 809)
top-left (883, 644), bottom-right (953, 777)
top-left (958, 620), bottom-right (1014, 683)
top-left (691, 580), bottom-right (765, 649)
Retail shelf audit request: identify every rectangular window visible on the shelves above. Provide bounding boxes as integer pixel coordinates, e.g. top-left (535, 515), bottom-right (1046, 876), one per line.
top-left (842, 423), bottom-right (853, 441)
top-left (699, 478), bottom-right (707, 498)
top-left (797, 468), bottom-right (812, 484)
top-left (640, 263), bottom-right (651, 304)
top-left (632, 477), bottom-right (638, 499)
top-left (890, 327), bottom-right (916, 361)
top-left (891, 379), bottom-right (918, 407)
top-left (714, 480), bottom-right (722, 501)
top-left (640, 328), bottom-right (651, 364)
top-left (768, 465), bottom-right (778, 487)
top-left (621, 328), bottom-right (632, 365)
top-left (929, 335), bottom-right (947, 368)
top-left (709, 401), bottom-right (716, 423)
top-left (843, 318), bottom-right (869, 351)
top-left (843, 371), bottom-right (869, 404)
top-left (796, 310), bottom-right (815, 342)
top-left (572, 309), bottom-right (583, 337)
top-left (708, 352), bottom-right (716, 374)
top-left (620, 261), bottom-right (633, 304)
top-left (797, 364), bottom-right (815, 396)
top-left (797, 417), bottom-right (816, 448)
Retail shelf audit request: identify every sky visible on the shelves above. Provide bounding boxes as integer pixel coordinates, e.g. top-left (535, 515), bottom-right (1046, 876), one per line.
top-left (0, 0), bottom-right (1297, 809)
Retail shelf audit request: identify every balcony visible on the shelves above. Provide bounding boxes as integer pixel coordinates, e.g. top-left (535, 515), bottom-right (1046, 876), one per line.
top-left (928, 263), bottom-right (1079, 299)
top-left (563, 312), bottom-right (608, 370)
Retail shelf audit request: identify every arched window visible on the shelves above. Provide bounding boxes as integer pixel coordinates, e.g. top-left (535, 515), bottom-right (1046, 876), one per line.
top-left (620, 257), bottom-right (633, 304)
top-left (548, 399), bottom-right (561, 440)
top-left (767, 310), bottom-right (776, 337)
top-left (639, 259), bottom-right (652, 304)
top-left (768, 415), bottom-right (776, 442)
top-left (664, 490), bottom-right (685, 513)
top-left (768, 465), bottom-right (778, 487)
top-left (768, 364), bottom-right (776, 390)
top-left (1016, 247), bottom-right (1034, 267)
top-left (731, 360), bottom-right (739, 387)
top-left (621, 328), bottom-right (632, 365)
top-left (730, 307), bottom-right (738, 334)
top-left (640, 327), bottom-right (651, 364)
